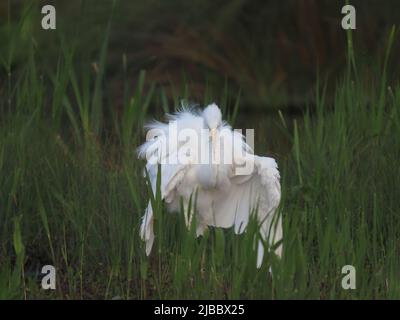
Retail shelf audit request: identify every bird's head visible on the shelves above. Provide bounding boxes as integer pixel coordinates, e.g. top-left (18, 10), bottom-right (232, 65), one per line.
top-left (202, 103), bottom-right (222, 131)
top-left (203, 103), bottom-right (222, 160)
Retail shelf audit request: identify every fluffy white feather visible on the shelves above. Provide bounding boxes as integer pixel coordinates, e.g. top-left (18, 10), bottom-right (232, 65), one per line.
top-left (138, 103), bottom-right (282, 268)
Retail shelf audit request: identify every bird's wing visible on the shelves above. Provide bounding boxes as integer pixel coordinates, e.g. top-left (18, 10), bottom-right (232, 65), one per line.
top-left (209, 154), bottom-right (282, 267)
top-left (139, 158), bottom-right (188, 255)
top-left (138, 110), bottom-right (204, 255)
top-left (138, 109), bottom-right (204, 200)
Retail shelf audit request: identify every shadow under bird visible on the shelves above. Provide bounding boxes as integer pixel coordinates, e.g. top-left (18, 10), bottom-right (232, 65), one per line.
top-left (138, 103), bottom-right (282, 268)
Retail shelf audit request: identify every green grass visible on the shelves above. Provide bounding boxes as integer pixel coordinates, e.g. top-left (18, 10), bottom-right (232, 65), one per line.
top-left (1, 5), bottom-right (400, 299)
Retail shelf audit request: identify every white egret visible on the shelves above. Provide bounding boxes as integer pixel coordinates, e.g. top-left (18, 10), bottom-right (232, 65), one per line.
top-left (138, 103), bottom-right (282, 268)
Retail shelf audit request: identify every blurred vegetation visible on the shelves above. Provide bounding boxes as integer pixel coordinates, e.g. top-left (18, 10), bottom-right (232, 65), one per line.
top-left (1, 0), bottom-right (400, 111)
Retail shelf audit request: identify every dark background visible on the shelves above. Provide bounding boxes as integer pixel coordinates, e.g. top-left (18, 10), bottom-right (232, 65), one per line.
top-left (1, 0), bottom-right (399, 114)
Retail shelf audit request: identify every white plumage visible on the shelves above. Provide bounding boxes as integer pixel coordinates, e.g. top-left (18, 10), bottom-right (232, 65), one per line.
top-left (138, 103), bottom-right (282, 268)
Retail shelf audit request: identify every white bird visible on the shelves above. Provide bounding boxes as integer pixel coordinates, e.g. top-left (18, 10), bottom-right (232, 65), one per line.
top-left (138, 103), bottom-right (282, 268)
